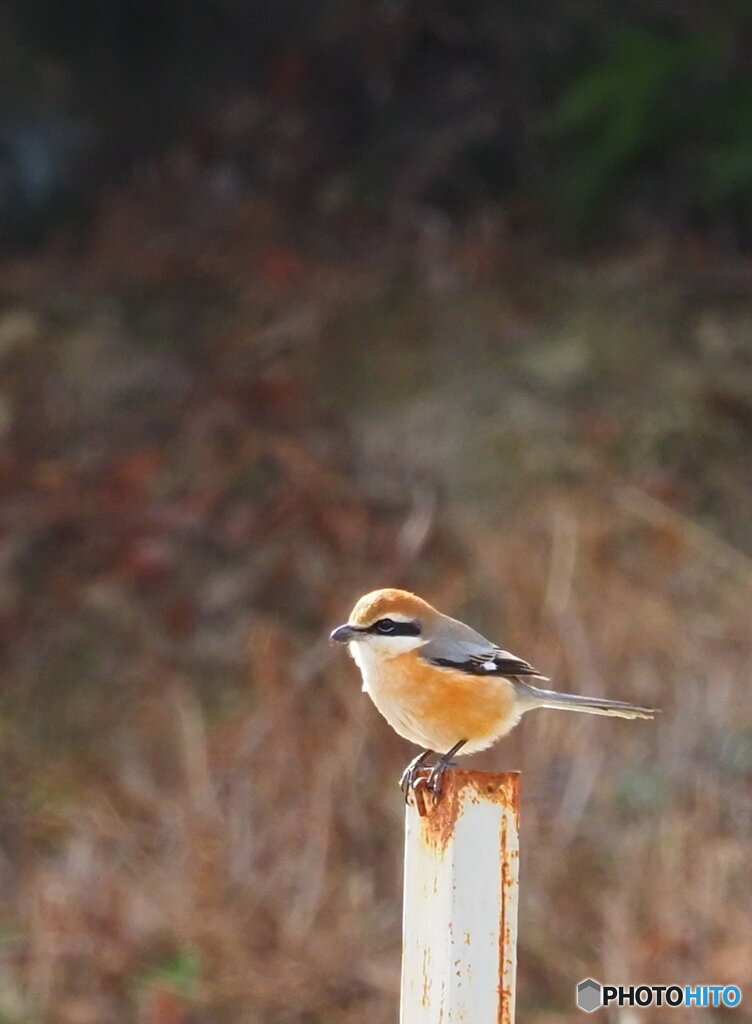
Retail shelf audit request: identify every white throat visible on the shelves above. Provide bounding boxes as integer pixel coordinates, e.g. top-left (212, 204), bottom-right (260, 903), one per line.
top-left (348, 634), bottom-right (424, 691)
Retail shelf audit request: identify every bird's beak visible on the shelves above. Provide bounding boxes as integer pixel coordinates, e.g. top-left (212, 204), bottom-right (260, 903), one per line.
top-left (330, 623), bottom-right (361, 644)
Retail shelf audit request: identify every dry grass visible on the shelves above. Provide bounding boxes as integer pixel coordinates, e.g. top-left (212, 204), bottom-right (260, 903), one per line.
top-left (0, 174), bottom-right (749, 1024)
top-left (2, 479), bottom-right (750, 1023)
top-left (463, 487), bottom-right (752, 1020)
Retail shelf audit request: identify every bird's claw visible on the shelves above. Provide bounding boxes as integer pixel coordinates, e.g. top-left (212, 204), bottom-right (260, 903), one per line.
top-left (399, 751), bottom-right (432, 798)
top-left (399, 750), bottom-right (460, 802)
top-left (426, 758), bottom-right (457, 793)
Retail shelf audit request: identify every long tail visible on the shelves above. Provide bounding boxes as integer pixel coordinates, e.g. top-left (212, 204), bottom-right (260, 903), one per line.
top-left (518, 682), bottom-right (659, 720)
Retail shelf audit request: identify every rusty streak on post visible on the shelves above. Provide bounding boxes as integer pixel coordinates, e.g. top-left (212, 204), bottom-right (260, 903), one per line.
top-left (499, 809), bottom-right (513, 1024)
top-left (411, 770), bottom-right (519, 851)
top-left (401, 770), bottom-right (520, 1023)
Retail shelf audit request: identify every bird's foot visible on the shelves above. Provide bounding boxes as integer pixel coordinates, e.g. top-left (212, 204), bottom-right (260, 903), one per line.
top-left (399, 750), bottom-right (433, 799)
top-left (400, 741), bottom-right (468, 802)
top-left (426, 757), bottom-right (458, 794)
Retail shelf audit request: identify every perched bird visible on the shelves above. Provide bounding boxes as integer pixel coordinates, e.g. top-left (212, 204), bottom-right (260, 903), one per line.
top-left (330, 588), bottom-right (658, 795)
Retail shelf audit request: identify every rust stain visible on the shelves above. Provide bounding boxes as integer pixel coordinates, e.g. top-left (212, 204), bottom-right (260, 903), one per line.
top-left (498, 772), bottom-right (519, 1024)
top-left (413, 769), bottom-right (520, 856)
top-left (414, 775), bottom-right (462, 852)
top-left (421, 945), bottom-right (431, 1007)
top-left (499, 811), bottom-right (508, 1024)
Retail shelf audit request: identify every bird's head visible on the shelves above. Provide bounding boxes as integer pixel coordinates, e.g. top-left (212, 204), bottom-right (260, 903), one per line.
top-left (329, 588), bottom-right (434, 656)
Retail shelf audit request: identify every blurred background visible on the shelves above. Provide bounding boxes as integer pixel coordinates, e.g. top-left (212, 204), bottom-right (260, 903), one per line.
top-left (0, 1), bottom-right (751, 1022)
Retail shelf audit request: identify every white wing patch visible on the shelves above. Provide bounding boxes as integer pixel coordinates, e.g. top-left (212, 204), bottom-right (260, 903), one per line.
top-left (481, 661), bottom-right (497, 670)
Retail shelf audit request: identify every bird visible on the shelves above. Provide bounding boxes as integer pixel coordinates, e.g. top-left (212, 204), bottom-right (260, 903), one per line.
top-left (330, 588), bottom-right (658, 796)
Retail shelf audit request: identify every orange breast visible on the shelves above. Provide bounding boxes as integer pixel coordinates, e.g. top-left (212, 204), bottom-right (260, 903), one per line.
top-left (366, 652), bottom-right (521, 754)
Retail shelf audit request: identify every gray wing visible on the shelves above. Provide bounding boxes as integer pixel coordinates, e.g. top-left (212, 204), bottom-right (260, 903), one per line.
top-left (419, 613), bottom-right (547, 679)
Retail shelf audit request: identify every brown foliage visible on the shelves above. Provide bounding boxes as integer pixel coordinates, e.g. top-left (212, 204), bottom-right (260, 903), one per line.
top-left (0, 178), bottom-right (749, 1024)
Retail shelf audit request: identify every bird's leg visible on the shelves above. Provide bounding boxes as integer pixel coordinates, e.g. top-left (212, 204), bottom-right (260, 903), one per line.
top-left (399, 750), bottom-right (433, 797)
top-left (426, 740), bottom-right (467, 794)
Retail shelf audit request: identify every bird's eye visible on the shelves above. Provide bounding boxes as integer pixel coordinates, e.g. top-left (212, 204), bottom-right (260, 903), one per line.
top-left (375, 618), bottom-right (395, 633)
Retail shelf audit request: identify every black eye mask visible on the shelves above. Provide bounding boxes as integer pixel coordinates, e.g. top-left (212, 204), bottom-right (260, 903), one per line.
top-left (369, 618), bottom-right (422, 637)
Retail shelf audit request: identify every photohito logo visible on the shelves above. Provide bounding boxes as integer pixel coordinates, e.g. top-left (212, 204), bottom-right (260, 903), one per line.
top-left (576, 978), bottom-right (743, 1013)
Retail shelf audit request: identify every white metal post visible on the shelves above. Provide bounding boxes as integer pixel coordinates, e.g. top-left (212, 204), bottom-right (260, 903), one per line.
top-left (400, 770), bottom-right (520, 1024)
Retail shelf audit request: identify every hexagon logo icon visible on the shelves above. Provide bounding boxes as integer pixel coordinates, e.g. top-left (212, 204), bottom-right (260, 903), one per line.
top-left (577, 978), bottom-right (602, 1013)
